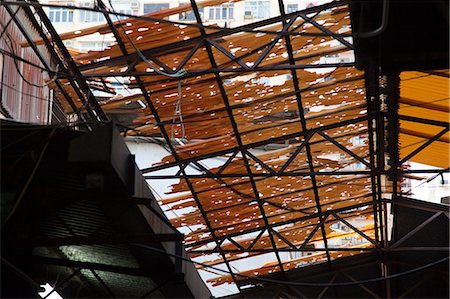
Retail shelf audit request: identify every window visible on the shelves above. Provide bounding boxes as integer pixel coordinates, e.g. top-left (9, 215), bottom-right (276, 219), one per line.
top-left (143, 3), bottom-right (169, 14)
top-left (289, 251), bottom-right (302, 260)
top-left (115, 9), bottom-right (138, 20)
top-left (286, 4), bottom-right (298, 13)
top-left (79, 10), bottom-right (105, 22)
top-left (208, 3), bottom-right (234, 20)
top-left (48, 8), bottom-right (74, 23)
top-left (244, 1), bottom-right (270, 19)
top-left (179, 8), bottom-right (203, 21)
top-left (79, 1), bottom-right (105, 22)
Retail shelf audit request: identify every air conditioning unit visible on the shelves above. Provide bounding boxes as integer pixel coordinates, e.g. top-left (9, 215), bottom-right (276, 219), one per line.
top-left (130, 1), bottom-right (139, 9)
top-left (244, 11), bottom-right (253, 19)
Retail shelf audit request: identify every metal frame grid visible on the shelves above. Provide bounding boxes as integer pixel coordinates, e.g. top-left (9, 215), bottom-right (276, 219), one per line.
top-left (1, 0), bottom-right (448, 294)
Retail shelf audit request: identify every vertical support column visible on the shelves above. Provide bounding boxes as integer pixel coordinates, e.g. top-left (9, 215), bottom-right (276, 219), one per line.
top-left (364, 59), bottom-right (390, 299)
top-left (365, 61), bottom-right (386, 247)
top-left (382, 72), bottom-right (400, 299)
top-left (384, 72), bottom-right (400, 242)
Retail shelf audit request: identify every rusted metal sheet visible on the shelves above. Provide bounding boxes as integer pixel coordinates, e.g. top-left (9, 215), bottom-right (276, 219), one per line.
top-left (0, 6), bottom-right (50, 123)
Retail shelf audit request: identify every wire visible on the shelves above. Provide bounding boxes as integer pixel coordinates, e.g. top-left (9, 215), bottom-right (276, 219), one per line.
top-left (0, 6), bottom-right (19, 39)
top-left (105, 0), bottom-right (187, 78)
top-left (402, 170), bottom-right (448, 195)
top-left (132, 243), bottom-right (449, 287)
top-left (171, 80), bottom-right (186, 139)
top-left (1, 119), bottom-right (101, 131)
top-left (0, 80), bottom-right (71, 120)
top-left (0, 48), bottom-right (55, 74)
top-left (0, 27), bottom-right (57, 88)
top-left (1, 81), bottom-right (54, 104)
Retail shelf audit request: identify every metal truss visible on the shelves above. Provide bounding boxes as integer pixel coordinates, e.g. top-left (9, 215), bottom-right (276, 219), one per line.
top-left (73, 0), bottom-right (351, 75)
top-left (2, 1), bottom-right (109, 127)
top-left (231, 200), bottom-right (449, 298)
top-left (94, 0), bottom-right (446, 289)
top-left (7, 0), bottom-right (448, 293)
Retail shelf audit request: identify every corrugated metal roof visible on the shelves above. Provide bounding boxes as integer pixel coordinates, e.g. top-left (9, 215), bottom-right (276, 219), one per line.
top-left (399, 71), bottom-right (449, 168)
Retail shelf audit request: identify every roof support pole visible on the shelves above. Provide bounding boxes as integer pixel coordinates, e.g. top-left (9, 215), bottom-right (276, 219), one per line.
top-left (364, 60), bottom-right (386, 248)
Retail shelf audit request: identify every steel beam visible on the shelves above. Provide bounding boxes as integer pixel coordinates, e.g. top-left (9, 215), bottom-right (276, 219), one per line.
top-left (190, 0), bottom-right (286, 278)
top-left (97, 0), bottom-right (240, 288)
top-left (141, 115), bottom-right (369, 173)
top-left (144, 169), bottom-right (448, 179)
top-left (399, 127), bottom-right (449, 164)
top-left (389, 211), bottom-right (444, 249)
top-left (65, 0), bottom-right (350, 72)
top-left (27, 0), bottom-right (107, 122)
top-left (277, 0), bottom-right (331, 265)
top-left (2, 5), bottom-right (88, 127)
top-left (90, 269), bottom-right (116, 298)
top-left (185, 200), bottom-right (375, 248)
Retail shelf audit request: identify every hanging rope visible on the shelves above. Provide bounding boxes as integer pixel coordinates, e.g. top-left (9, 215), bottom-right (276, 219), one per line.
top-left (171, 80), bottom-right (186, 140)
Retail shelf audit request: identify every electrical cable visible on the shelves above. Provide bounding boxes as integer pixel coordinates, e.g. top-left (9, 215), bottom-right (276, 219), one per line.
top-left (171, 80), bottom-right (186, 139)
top-left (0, 48), bottom-right (56, 74)
top-left (0, 81), bottom-right (55, 104)
top-left (0, 119), bottom-right (101, 131)
top-left (0, 12), bottom-right (353, 88)
top-left (92, 1), bottom-right (303, 217)
top-left (402, 170), bottom-right (448, 195)
top-left (132, 243), bottom-right (449, 287)
top-left (4, 0), bottom-right (437, 227)
top-left (105, 0), bottom-right (187, 78)
top-left (0, 27), bottom-right (57, 88)
top-left (0, 6), bottom-right (19, 39)
top-left (0, 47), bottom-right (115, 86)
